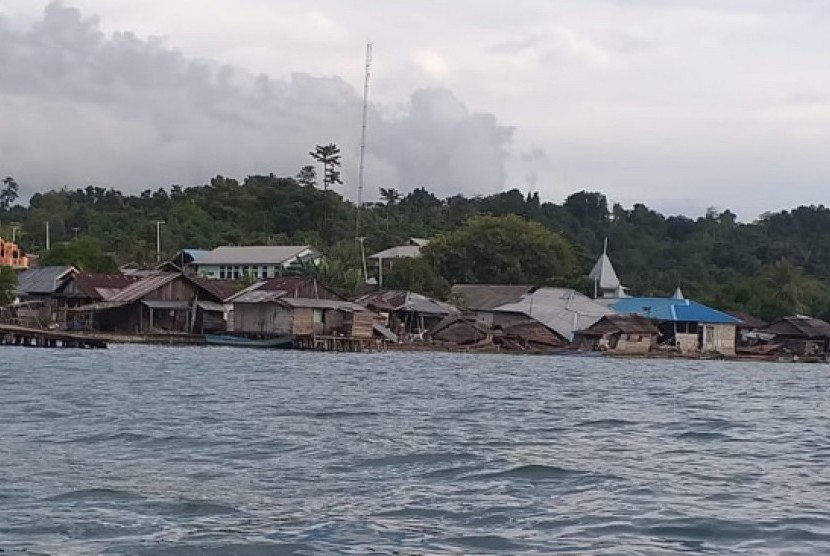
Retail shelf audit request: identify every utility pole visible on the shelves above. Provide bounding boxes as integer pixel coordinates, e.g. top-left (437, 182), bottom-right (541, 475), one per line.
top-left (45, 221), bottom-right (50, 251)
top-left (357, 236), bottom-right (368, 283)
top-left (155, 220), bottom-right (165, 263)
top-left (356, 42), bottom-right (372, 239)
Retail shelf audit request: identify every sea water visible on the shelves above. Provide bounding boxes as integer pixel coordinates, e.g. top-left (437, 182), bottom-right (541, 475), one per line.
top-left (1, 345), bottom-right (828, 554)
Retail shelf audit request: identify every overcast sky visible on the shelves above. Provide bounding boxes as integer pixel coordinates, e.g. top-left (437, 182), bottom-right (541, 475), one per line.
top-left (1, 1), bottom-right (829, 219)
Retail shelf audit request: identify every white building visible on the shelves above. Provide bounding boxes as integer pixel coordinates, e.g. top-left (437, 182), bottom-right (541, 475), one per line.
top-left (194, 245), bottom-right (320, 280)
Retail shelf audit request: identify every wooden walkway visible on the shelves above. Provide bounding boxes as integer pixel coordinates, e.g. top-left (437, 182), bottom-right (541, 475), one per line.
top-left (0, 324), bottom-right (108, 349)
top-left (294, 335), bottom-right (386, 353)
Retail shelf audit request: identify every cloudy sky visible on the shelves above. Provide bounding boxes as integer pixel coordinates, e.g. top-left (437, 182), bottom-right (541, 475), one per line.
top-left (0, 1), bottom-right (828, 219)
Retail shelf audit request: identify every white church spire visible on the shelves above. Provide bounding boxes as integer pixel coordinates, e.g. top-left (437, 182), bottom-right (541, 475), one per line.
top-left (589, 238), bottom-right (626, 298)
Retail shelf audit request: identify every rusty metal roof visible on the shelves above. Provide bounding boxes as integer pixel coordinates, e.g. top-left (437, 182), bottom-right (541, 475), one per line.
top-left (108, 273), bottom-right (180, 302)
top-left (353, 290), bottom-right (456, 316)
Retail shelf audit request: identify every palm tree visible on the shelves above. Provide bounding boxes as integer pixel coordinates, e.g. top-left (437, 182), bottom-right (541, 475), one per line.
top-left (379, 187), bottom-right (402, 230)
top-left (761, 259), bottom-right (822, 314)
top-left (286, 256), bottom-right (362, 297)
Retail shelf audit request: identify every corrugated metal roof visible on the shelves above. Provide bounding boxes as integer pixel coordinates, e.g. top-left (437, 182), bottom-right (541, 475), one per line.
top-left (232, 290), bottom-right (289, 304)
top-left (142, 300), bottom-right (191, 310)
top-left (577, 314), bottom-right (660, 336)
top-left (280, 298), bottom-right (367, 311)
top-left (724, 310), bottom-right (767, 329)
top-left (196, 245), bottom-right (316, 265)
top-left (197, 300), bottom-right (227, 312)
top-left (353, 290), bottom-right (456, 316)
top-left (65, 273), bottom-right (140, 299)
top-left (69, 300), bottom-right (130, 312)
top-left (189, 277), bottom-right (242, 302)
top-left (183, 249), bottom-right (209, 261)
top-left (108, 273), bottom-right (180, 302)
top-left (16, 266), bottom-right (77, 296)
top-left (758, 315), bottom-right (830, 338)
top-left (369, 245), bottom-right (422, 260)
top-left (494, 288), bottom-right (617, 341)
top-left (451, 284), bottom-right (536, 310)
top-left (608, 297), bottom-right (740, 324)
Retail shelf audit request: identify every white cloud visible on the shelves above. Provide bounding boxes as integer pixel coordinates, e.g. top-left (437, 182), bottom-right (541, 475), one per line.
top-left (1, 0), bottom-right (830, 219)
top-left (0, 2), bottom-right (513, 202)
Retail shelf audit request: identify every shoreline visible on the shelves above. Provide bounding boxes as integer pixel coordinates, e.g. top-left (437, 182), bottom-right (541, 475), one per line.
top-left (3, 326), bottom-right (825, 363)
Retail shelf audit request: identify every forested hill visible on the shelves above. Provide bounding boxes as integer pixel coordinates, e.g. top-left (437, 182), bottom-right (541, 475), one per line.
top-left (1, 174), bottom-right (829, 321)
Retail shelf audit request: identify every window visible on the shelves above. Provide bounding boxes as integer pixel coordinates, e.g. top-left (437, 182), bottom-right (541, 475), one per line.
top-left (261, 266), bottom-right (269, 278)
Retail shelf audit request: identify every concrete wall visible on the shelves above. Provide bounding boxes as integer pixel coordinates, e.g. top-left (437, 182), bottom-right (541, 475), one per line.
top-left (676, 333), bottom-right (699, 354)
top-left (702, 324), bottom-right (736, 355)
top-left (613, 334), bottom-right (653, 354)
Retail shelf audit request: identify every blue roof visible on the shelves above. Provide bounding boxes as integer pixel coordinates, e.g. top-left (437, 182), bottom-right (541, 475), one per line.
top-left (609, 297), bottom-right (740, 324)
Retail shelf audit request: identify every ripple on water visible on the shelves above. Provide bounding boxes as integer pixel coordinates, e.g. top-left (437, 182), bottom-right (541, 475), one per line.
top-left (1, 347), bottom-right (829, 554)
top-left (44, 488), bottom-right (146, 503)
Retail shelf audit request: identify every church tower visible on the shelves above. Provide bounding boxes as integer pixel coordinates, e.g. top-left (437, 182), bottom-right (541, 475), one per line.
top-left (588, 238), bottom-right (626, 298)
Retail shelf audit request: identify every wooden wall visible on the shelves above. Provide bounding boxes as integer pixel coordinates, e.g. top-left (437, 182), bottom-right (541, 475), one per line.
top-left (234, 303), bottom-right (293, 336)
top-left (348, 312), bottom-right (375, 338)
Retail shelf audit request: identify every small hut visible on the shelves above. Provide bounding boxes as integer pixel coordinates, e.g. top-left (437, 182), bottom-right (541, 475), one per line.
top-left (573, 314), bottom-right (660, 354)
top-left (754, 315), bottom-right (830, 356)
top-left (428, 315), bottom-right (492, 347)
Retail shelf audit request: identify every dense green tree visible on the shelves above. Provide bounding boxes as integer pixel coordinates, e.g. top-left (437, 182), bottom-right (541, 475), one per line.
top-left (382, 257), bottom-right (450, 299)
top-left (289, 256), bottom-right (363, 298)
top-left (423, 214), bottom-right (575, 285)
top-left (2, 170), bottom-right (830, 320)
top-left (760, 259), bottom-right (823, 315)
top-left (295, 165), bottom-right (317, 188)
top-left (40, 238), bottom-right (118, 272)
top-left (0, 266), bottom-right (18, 305)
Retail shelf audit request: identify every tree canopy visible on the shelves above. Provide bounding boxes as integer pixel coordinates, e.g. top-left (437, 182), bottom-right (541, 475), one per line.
top-left (423, 214), bottom-right (575, 285)
top-left (1, 170), bottom-right (830, 321)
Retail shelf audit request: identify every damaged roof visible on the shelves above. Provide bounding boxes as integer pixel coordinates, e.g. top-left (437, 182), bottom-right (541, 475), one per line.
top-left (758, 315), bottom-right (830, 339)
top-left (353, 290), bottom-right (456, 316)
top-left (451, 284), bottom-right (536, 310)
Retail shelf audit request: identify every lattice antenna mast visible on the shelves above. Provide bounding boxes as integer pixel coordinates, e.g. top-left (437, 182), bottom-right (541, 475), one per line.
top-left (356, 42), bottom-right (372, 239)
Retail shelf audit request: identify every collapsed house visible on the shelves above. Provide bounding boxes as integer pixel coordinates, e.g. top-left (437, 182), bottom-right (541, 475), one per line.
top-left (352, 289), bottom-right (457, 339)
top-left (752, 315), bottom-right (830, 356)
top-left (452, 285), bottom-right (617, 346)
top-left (572, 314), bottom-right (660, 354)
